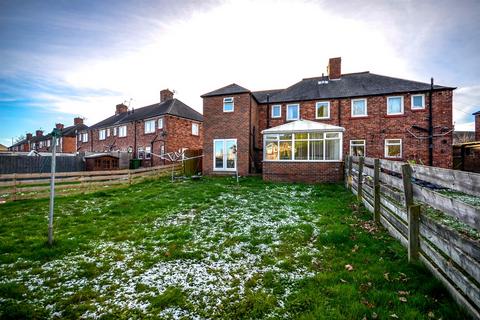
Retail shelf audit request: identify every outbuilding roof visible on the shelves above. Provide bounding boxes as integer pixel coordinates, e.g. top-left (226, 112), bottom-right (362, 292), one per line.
top-left (262, 119), bottom-right (345, 134)
top-left (89, 98), bottom-right (203, 130)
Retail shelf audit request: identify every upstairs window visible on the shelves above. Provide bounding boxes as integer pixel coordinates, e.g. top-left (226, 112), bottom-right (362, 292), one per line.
top-left (351, 99), bottom-right (367, 117)
top-left (387, 96), bottom-right (404, 115)
top-left (99, 129), bottom-right (106, 140)
top-left (385, 139), bottom-right (402, 158)
top-left (47, 140), bottom-right (51, 147)
top-left (113, 127), bottom-right (117, 136)
top-left (411, 94), bottom-right (425, 110)
top-left (145, 120), bottom-right (155, 134)
top-left (271, 105), bottom-right (281, 118)
top-left (286, 104), bottom-right (299, 121)
top-left (118, 125), bottom-right (127, 137)
top-left (223, 97), bottom-right (234, 112)
top-left (82, 133), bottom-right (88, 142)
top-left (106, 128), bottom-right (111, 137)
top-left (316, 101), bottom-right (330, 119)
top-left (350, 140), bottom-right (365, 156)
top-left (192, 123), bottom-right (199, 136)
top-left (158, 118), bottom-right (164, 129)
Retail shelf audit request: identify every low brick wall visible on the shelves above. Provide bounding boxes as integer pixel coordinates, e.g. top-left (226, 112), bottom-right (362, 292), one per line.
top-left (262, 161), bottom-right (344, 183)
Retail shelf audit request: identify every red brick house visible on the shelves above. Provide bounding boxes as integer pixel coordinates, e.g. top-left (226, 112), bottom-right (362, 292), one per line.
top-left (202, 57), bottom-right (454, 183)
top-left (81, 89), bottom-right (203, 166)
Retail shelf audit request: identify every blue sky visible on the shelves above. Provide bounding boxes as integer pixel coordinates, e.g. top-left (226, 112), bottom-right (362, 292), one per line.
top-left (1, 0), bottom-right (479, 146)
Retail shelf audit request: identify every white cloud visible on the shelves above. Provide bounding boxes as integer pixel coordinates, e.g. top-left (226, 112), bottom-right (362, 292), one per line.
top-left (453, 85), bottom-right (480, 130)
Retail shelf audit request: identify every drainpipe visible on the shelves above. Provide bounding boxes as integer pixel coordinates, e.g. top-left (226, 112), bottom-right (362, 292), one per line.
top-left (134, 121), bottom-right (137, 159)
top-left (428, 78), bottom-right (434, 166)
top-left (266, 94), bottom-right (270, 128)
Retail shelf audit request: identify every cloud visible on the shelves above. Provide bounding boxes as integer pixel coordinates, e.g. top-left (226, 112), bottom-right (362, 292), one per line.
top-left (453, 85), bottom-right (480, 130)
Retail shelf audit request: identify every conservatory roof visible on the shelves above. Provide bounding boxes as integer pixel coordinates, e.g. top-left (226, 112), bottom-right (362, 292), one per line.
top-left (262, 119), bottom-right (345, 134)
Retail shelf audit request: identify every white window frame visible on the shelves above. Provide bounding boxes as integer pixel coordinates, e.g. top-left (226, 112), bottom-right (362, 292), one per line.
top-left (271, 105), bottom-right (281, 118)
top-left (47, 140), bottom-right (51, 147)
top-left (158, 118), bottom-right (164, 129)
top-left (351, 98), bottom-right (368, 117)
top-left (263, 132), bottom-right (343, 162)
top-left (223, 97), bottom-right (234, 113)
top-left (411, 94), bottom-right (425, 110)
top-left (118, 125), bottom-right (127, 137)
top-left (82, 133), bottom-right (88, 142)
top-left (286, 104), bottom-right (300, 121)
top-left (106, 128), bottom-right (111, 137)
top-left (349, 140), bottom-right (366, 156)
top-left (385, 139), bottom-right (402, 158)
top-left (137, 147), bottom-right (144, 159)
top-left (99, 129), bottom-right (106, 140)
top-left (387, 96), bottom-right (404, 115)
top-left (192, 123), bottom-right (199, 136)
top-left (144, 119), bottom-right (155, 134)
top-left (213, 138), bottom-right (237, 171)
top-left (145, 146), bottom-right (151, 159)
top-left (315, 101), bottom-right (330, 119)
top-left (113, 127), bottom-right (117, 136)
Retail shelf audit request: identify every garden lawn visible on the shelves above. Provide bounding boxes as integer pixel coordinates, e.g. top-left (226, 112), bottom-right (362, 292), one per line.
top-left (0, 177), bottom-right (468, 319)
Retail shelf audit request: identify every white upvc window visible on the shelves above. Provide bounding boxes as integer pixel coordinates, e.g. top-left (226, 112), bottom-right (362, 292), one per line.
top-left (99, 129), bottom-right (106, 140)
top-left (213, 139), bottom-right (237, 171)
top-left (106, 128), bottom-right (111, 137)
top-left (223, 97), bottom-right (234, 112)
top-left (192, 123), bottom-right (199, 136)
top-left (137, 147), bottom-right (144, 159)
top-left (113, 127), bottom-right (117, 136)
top-left (118, 125), bottom-right (127, 137)
top-left (145, 120), bottom-right (155, 134)
top-left (264, 132), bottom-right (342, 162)
top-left (39, 141), bottom-right (43, 148)
top-left (47, 140), bottom-right (51, 147)
top-left (82, 133), bottom-right (88, 142)
top-left (350, 140), bottom-right (366, 156)
top-left (286, 104), bottom-right (300, 121)
top-left (145, 146), bottom-right (151, 159)
top-left (411, 94), bottom-right (425, 110)
top-left (351, 98), bottom-right (367, 117)
top-left (385, 139), bottom-right (402, 158)
top-left (78, 134), bottom-right (82, 141)
top-left (387, 96), bottom-right (404, 115)
top-left (316, 101), bottom-right (330, 119)
top-left (271, 105), bottom-right (281, 118)
top-left (158, 118), bottom-right (164, 129)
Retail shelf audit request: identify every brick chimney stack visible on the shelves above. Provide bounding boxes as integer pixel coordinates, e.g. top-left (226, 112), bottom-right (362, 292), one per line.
top-left (160, 89), bottom-right (174, 102)
top-left (26, 133), bottom-right (32, 140)
top-left (474, 111), bottom-right (480, 141)
top-left (56, 123), bottom-right (64, 130)
top-left (74, 117), bottom-right (83, 125)
top-left (328, 57), bottom-right (342, 80)
top-left (115, 103), bottom-right (128, 115)
top-left (36, 130), bottom-right (43, 137)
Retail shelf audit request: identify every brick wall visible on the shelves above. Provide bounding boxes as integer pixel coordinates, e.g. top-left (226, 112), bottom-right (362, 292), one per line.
top-left (203, 93), bottom-right (252, 176)
top-left (62, 136), bottom-right (76, 153)
top-left (263, 161), bottom-right (343, 183)
top-left (257, 90), bottom-right (453, 168)
top-left (476, 114), bottom-right (480, 141)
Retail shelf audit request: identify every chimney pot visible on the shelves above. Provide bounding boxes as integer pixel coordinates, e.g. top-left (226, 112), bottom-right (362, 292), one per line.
top-left (115, 103), bottom-right (128, 115)
top-left (74, 117), bottom-right (83, 125)
top-left (160, 89), bottom-right (174, 102)
top-left (56, 123), bottom-right (64, 130)
top-left (36, 130), bottom-right (43, 137)
top-left (328, 57), bottom-right (342, 80)
top-left (26, 133), bottom-right (33, 140)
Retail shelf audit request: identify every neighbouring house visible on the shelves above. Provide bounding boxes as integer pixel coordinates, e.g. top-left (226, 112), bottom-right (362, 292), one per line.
top-left (8, 133), bottom-right (33, 152)
top-left (453, 111), bottom-right (480, 172)
top-left (30, 118), bottom-right (88, 153)
top-left (82, 89), bottom-right (203, 167)
top-left (0, 144), bottom-right (8, 152)
top-left (202, 57), bottom-right (454, 183)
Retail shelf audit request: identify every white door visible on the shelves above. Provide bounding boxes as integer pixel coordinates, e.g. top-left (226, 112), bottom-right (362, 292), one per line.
top-left (213, 139), bottom-right (237, 171)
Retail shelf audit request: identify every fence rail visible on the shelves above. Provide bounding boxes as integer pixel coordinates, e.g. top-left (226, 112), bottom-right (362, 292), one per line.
top-left (0, 164), bottom-right (181, 201)
top-left (345, 156), bottom-right (480, 319)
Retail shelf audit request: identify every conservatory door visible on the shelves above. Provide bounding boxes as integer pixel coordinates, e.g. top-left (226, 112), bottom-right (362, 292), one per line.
top-left (213, 139), bottom-right (237, 171)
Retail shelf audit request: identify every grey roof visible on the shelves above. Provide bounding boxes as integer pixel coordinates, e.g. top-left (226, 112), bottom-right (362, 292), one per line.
top-left (201, 83), bottom-right (250, 97)
top-left (61, 123), bottom-right (89, 137)
top-left (89, 98), bottom-right (203, 130)
top-left (251, 89), bottom-right (284, 103)
top-left (251, 72), bottom-right (455, 103)
top-left (473, 110), bottom-right (480, 115)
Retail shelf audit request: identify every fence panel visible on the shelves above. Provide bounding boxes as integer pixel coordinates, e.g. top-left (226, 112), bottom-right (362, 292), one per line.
top-left (0, 155), bottom-right (85, 174)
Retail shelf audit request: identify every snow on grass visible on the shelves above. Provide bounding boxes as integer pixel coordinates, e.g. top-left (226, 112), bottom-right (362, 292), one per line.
top-left (0, 184), bottom-right (321, 319)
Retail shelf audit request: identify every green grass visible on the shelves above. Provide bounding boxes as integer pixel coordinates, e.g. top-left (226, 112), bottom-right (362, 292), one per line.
top-left (0, 176), bottom-right (469, 319)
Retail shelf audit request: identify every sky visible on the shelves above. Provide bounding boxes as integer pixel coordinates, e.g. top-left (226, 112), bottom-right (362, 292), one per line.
top-left (1, 0), bottom-right (479, 146)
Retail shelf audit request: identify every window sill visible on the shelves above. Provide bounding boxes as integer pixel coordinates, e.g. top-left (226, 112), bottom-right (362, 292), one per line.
top-left (350, 116), bottom-right (369, 119)
top-left (315, 117), bottom-right (331, 120)
top-left (384, 114), bottom-right (406, 118)
top-left (411, 108), bottom-right (426, 112)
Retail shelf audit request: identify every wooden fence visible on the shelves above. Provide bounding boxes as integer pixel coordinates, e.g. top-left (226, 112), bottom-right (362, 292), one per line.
top-left (0, 154), bottom-right (85, 174)
top-left (0, 164), bottom-right (181, 202)
top-left (345, 156), bottom-right (480, 319)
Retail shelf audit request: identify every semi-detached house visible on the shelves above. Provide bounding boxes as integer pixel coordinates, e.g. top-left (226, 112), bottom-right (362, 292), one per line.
top-left (202, 57), bottom-right (454, 183)
top-left (79, 89), bottom-right (203, 166)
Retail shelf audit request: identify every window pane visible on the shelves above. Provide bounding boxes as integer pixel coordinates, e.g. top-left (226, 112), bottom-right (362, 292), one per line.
top-left (295, 133), bottom-right (308, 140)
top-left (272, 105), bottom-right (281, 117)
top-left (309, 132), bottom-right (323, 140)
top-left (325, 139), bottom-right (340, 160)
top-left (279, 133), bottom-right (292, 140)
top-left (413, 96), bottom-right (424, 108)
top-left (325, 132), bottom-right (339, 139)
top-left (224, 100), bottom-right (234, 112)
top-left (265, 134), bottom-right (278, 141)
top-left (352, 100), bottom-right (366, 115)
top-left (388, 97), bottom-right (402, 114)
top-left (351, 145), bottom-right (365, 156)
top-left (294, 140), bottom-right (308, 160)
top-left (226, 141), bottom-right (236, 168)
top-left (214, 141), bottom-right (224, 168)
top-left (265, 141), bottom-right (278, 160)
top-left (316, 103), bottom-right (329, 118)
top-left (387, 145), bottom-right (401, 157)
top-left (309, 140), bottom-right (324, 160)
top-left (279, 141), bottom-right (292, 160)
top-left (287, 105), bottom-right (299, 120)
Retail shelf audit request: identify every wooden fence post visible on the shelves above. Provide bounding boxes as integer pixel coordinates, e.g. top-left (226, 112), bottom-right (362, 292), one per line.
top-left (373, 159), bottom-right (380, 224)
top-left (128, 170), bottom-right (132, 185)
top-left (344, 155), bottom-right (349, 188)
top-left (402, 163), bottom-right (420, 262)
top-left (357, 157), bottom-right (364, 201)
top-left (12, 173), bottom-right (17, 201)
top-left (347, 156), bottom-right (353, 190)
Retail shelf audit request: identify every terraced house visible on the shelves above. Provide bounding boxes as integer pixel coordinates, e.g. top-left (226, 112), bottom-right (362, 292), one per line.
top-left (80, 89), bottom-right (203, 166)
top-left (202, 57), bottom-right (454, 183)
